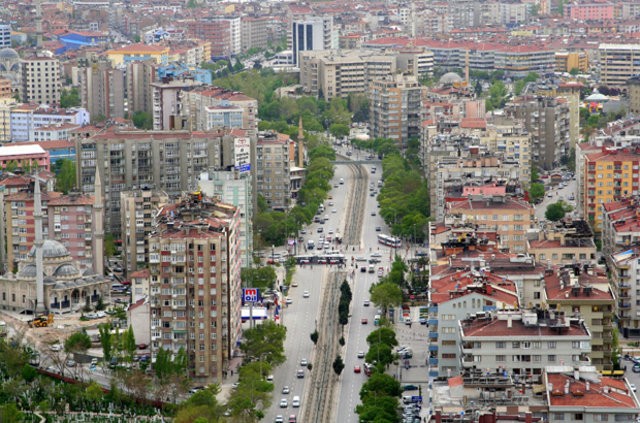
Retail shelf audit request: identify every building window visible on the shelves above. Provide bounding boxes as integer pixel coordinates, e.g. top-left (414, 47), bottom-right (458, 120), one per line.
top-left (574, 414), bottom-right (583, 420)
top-left (496, 355), bottom-right (506, 362)
top-left (553, 413), bottom-right (565, 421)
top-left (496, 341), bottom-right (506, 349)
top-left (548, 355), bottom-right (556, 362)
top-left (547, 341), bottom-right (557, 349)
top-left (512, 342), bottom-right (520, 349)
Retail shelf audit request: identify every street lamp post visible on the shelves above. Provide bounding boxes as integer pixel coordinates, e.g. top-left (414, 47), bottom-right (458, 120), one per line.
top-left (271, 245), bottom-right (275, 264)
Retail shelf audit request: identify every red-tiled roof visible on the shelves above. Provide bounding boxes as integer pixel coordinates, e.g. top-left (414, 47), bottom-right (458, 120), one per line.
top-left (462, 316), bottom-right (589, 337)
top-left (544, 271), bottom-right (613, 302)
top-left (547, 373), bottom-right (638, 409)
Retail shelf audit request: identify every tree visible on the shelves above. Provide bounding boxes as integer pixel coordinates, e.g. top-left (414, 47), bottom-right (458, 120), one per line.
top-left (240, 320), bottom-right (286, 366)
top-left (122, 326), bottom-right (137, 362)
top-left (310, 330), bottom-right (318, 345)
top-left (241, 266), bottom-right (277, 290)
top-left (329, 123), bottom-right (350, 138)
top-left (545, 201), bottom-right (570, 221)
top-left (175, 385), bottom-right (225, 423)
top-left (360, 373), bottom-right (401, 400)
top-left (98, 323), bottom-right (113, 363)
top-left (60, 87), bottom-right (80, 108)
top-left (366, 327), bottom-right (398, 348)
top-left (370, 282), bottom-right (403, 315)
top-left (529, 183), bottom-right (545, 203)
top-left (104, 234), bottom-right (116, 259)
top-left (132, 111), bottom-right (153, 129)
top-left (54, 159), bottom-right (76, 194)
top-left (65, 331), bottom-right (92, 354)
top-left (365, 343), bottom-right (394, 368)
top-left (332, 355), bottom-right (345, 375)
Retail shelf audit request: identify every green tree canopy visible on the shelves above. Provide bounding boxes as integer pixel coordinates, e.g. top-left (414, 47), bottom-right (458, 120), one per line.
top-left (241, 266), bottom-right (277, 290)
top-left (239, 320), bottom-right (286, 366)
top-left (529, 183), bottom-right (545, 202)
top-left (64, 331), bottom-right (92, 354)
top-left (370, 282), bottom-right (403, 315)
top-left (60, 87), bottom-right (80, 108)
top-left (53, 159), bottom-right (76, 194)
top-left (360, 373), bottom-right (401, 401)
top-left (132, 111), bottom-right (153, 129)
top-left (545, 201), bottom-right (572, 221)
top-left (366, 327), bottom-right (399, 348)
top-left (175, 385), bottom-right (225, 423)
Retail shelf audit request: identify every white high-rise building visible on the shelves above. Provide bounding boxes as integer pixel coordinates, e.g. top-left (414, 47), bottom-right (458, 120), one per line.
top-left (0, 24), bottom-right (11, 48)
top-left (291, 16), bottom-right (337, 66)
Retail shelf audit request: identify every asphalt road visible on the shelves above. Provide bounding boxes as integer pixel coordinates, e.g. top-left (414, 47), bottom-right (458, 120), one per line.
top-left (534, 179), bottom-right (577, 222)
top-left (263, 164), bottom-right (362, 423)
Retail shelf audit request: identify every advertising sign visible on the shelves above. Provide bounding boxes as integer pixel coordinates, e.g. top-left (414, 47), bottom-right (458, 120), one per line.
top-left (234, 137), bottom-right (251, 174)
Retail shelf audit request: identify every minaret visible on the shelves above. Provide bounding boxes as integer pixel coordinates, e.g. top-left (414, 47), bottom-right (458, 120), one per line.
top-left (33, 176), bottom-right (45, 313)
top-left (35, 0), bottom-right (43, 48)
top-left (297, 116), bottom-right (305, 168)
top-left (92, 168), bottom-right (104, 276)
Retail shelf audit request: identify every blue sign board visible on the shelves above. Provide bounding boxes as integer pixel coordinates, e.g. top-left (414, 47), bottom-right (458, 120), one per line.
top-left (410, 396), bottom-right (422, 403)
top-left (236, 163), bottom-right (251, 173)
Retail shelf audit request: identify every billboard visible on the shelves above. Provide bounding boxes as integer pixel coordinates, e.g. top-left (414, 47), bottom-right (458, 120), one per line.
top-left (243, 288), bottom-right (260, 303)
top-left (234, 137), bottom-right (251, 174)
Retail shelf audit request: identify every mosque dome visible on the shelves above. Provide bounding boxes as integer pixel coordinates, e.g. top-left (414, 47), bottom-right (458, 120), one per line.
top-left (0, 48), bottom-right (19, 60)
top-left (53, 263), bottom-right (80, 277)
top-left (18, 264), bottom-right (37, 278)
top-left (28, 240), bottom-right (70, 259)
top-left (439, 72), bottom-right (463, 85)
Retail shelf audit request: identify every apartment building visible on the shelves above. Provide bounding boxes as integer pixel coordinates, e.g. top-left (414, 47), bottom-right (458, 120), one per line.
top-left (369, 74), bottom-right (424, 147)
top-left (148, 194), bottom-right (242, 384)
top-left (544, 267), bottom-right (615, 370)
top-left (504, 96), bottom-right (570, 170)
top-left (0, 77), bottom-right (11, 99)
top-left (609, 248), bottom-right (640, 338)
top-left (428, 138), bottom-right (530, 222)
top-left (493, 46), bottom-right (556, 78)
top-left (20, 57), bottom-right (62, 106)
top-left (0, 144), bottom-right (49, 172)
top-left (627, 76), bottom-right (640, 115)
top-left (564, 2), bottom-right (614, 20)
top-left (77, 60), bottom-right (125, 122)
top-left (527, 220), bottom-right (597, 267)
top-left (151, 78), bottom-right (204, 131)
top-left (291, 16), bottom-right (337, 66)
top-left (545, 367), bottom-right (640, 423)
top-left (459, 311), bottom-right (591, 382)
top-left (4, 188), bottom-right (99, 272)
top-left (186, 87), bottom-right (258, 136)
top-left (241, 16), bottom-right (271, 52)
top-left (126, 61), bottom-right (156, 117)
top-left (299, 49), bottom-right (434, 100)
top-left (445, 196), bottom-right (535, 253)
top-left (186, 17), bottom-right (240, 57)
top-left (600, 44), bottom-right (640, 90)
top-left (0, 23), bottom-right (10, 48)
top-left (120, 189), bottom-right (169, 273)
top-left (76, 128), bottom-right (240, 236)
top-left (555, 51), bottom-right (589, 73)
top-left (9, 104), bottom-right (89, 142)
top-left (256, 131), bottom-right (296, 211)
top-left (199, 170), bottom-right (253, 268)
top-left (428, 270), bottom-right (519, 378)
top-left (601, 197), bottom-right (640, 257)
top-left (581, 146), bottom-right (640, 231)
top-left (106, 43), bottom-right (169, 67)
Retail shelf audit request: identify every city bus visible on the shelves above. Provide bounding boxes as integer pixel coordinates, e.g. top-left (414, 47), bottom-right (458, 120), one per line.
top-left (377, 234), bottom-right (402, 248)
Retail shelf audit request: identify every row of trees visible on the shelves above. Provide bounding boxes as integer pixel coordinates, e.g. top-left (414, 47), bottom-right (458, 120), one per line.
top-left (338, 280), bottom-right (352, 327)
top-left (356, 326), bottom-right (402, 422)
top-left (255, 144), bottom-right (335, 246)
top-left (352, 138), bottom-right (430, 243)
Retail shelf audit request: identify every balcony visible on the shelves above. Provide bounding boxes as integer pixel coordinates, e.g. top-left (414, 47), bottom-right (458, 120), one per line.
top-left (429, 357), bottom-right (439, 366)
top-left (429, 305), bottom-right (438, 313)
top-left (428, 318), bottom-right (438, 326)
top-left (619, 302), bottom-right (631, 309)
top-left (428, 331), bottom-right (438, 340)
top-left (461, 355), bottom-right (475, 367)
top-left (429, 345), bottom-right (438, 352)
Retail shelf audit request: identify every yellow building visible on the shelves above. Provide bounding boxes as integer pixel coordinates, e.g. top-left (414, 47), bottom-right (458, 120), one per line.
top-left (106, 43), bottom-right (169, 67)
top-left (555, 51), bottom-right (589, 73)
top-left (582, 148), bottom-right (640, 231)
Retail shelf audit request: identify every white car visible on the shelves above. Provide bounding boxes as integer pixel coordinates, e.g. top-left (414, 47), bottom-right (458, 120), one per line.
top-left (275, 415), bottom-right (284, 423)
top-left (49, 344), bottom-right (62, 352)
top-left (303, 291), bottom-right (310, 298)
top-left (631, 383), bottom-right (637, 392)
top-left (282, 386), bottom-right (290, 394)
top-left (300, 358), bottom-right (308, 366)
top-left (285, 298), bottom-right (293, 305)
top-left (267, 374), bottom-right (274, 381)
top-left (279, 398), bottom-right (288, 408)
top-left (332, 209), bottom-right (337, 213)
